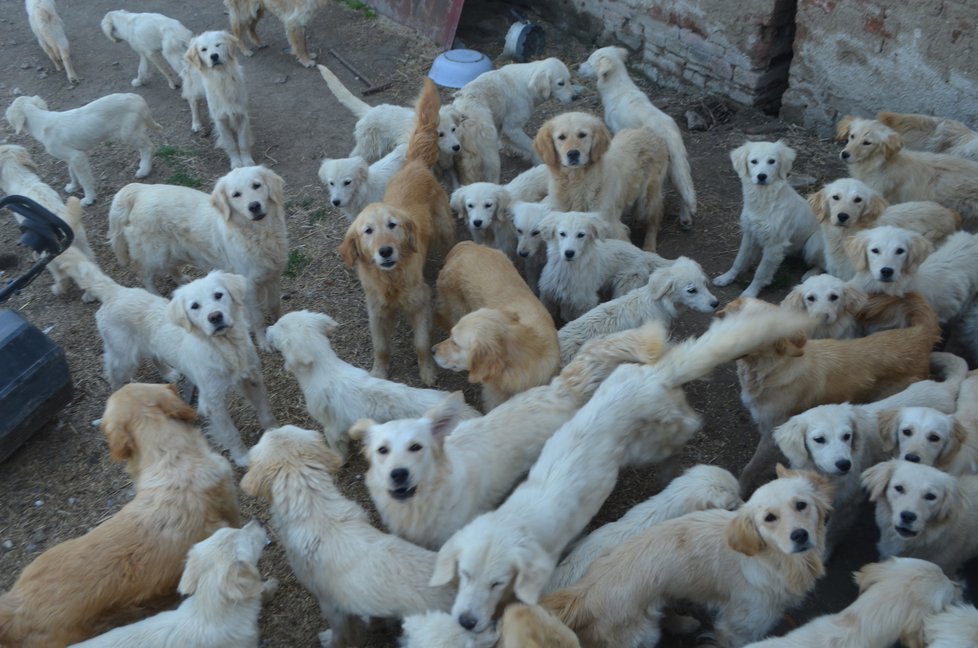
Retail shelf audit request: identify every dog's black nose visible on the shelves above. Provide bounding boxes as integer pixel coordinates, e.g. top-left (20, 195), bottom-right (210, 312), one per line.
top-left (880, 267), bottom-right (894, 278)
top-left (248, 201), bottom-right (262, 214)
top-left (567, 149), bottom-right (580, 163)
top-left (835, 459), bottom-right (852, 473)
top-left (452, 144), bottom-right (460, 152)
top-left (790, 528), bottom-right (809, 545)
top-left (332, 198), bottom-right (341, 206)
top-left (564, 249), bottom-right (575, 259)
top-left (379, 246), bottom-right (394, 258)
top-left (837, 212), bottom-right (850, 223)
top-left (210, 52), bottom-right (220, 62)
top-left (905, 453), bottom-right (921, 463)
top-left (756, 173), bottom-right (768, 183)
top-left (710, 299), bottom-right (719, 309)
top-left (473, 219), bottom-right (483, 228)
top-left (390, 468), bottom-right (409, 484)
top-left (208, 311), bottom-right (224, 325)
top-left (841, 150), bottom-right (851, 160)
top-left (901, 511), bottom-right (917, 523)
top-left (518, 250), bottom-right (529, 258)
top-left (458, 614), bottom-right (478, 631)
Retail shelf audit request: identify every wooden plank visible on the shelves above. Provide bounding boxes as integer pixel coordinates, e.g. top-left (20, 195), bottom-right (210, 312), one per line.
top-left (370, 0), bottom-right (465, 50)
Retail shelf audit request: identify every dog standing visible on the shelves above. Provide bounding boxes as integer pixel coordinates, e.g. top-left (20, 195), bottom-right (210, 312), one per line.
top-left (224, 0), bottom-right (327, 67)
top-left (25, 0), bottom-right (78, 83)
top-left (100, 10), bottom-right (192, 90)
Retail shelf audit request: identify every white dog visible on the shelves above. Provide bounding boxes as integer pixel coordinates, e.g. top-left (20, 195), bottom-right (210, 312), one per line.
top-left (714, 140), bottom-right (822, 297)
top-left (5, 94), bottom-right (161, 205)
top-left (579, 46), bottom-right (696, 230)
top-left (538, 210), bottom-right (670, 321)
top-left (184, 31), bottom-right (254, 168)
top-left (71, 521), bottom-right (273, 648)
top-left (558, 256), bottom-right (718, 365)
top-left (266, 310), bottom-right (479, 456)
top-left (107, 165), bottom-right (288, 347)
top-left (241, 426), bottom-right (456, 647)
top-left (100, 10), bottom-right (192, 90)
top-left (744, 557), bottom-right (960, 648)
top-left (54, 249), bottom-right (275, 465)
top-left (452, 57), bottom-right (578, 184)
top-left (450, 183), bottom-right (519, 257)
top-left (876, 405), bottom-right (978, 475)
top-left (25, 0), bottom-right (78, 83)
top-left (781, 273), bottom-right (866, 339)
top-left (546, 465), bottom-right (741, 592)
top-left (318, 144), bottom-right (407, 221)
top-left (863, 459), bottom-right (978, 575)
top-left (924, 603), bottom-right (978, 648)
top-left (511, 201), bottom-right (551, 291)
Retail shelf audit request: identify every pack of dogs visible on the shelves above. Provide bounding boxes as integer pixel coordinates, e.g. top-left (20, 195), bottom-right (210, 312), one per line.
top-left (3, 1), bottom-right (978, 646)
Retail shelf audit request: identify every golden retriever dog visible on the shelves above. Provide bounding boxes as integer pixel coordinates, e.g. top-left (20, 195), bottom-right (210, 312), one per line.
top-left (72, 521), bottom-right (273, 648)
top-left (25, 0), bottom-right (78, 83)
top-left (339, 78), bottom-right (454, 385)
top-left (714, 140), bottom-right (822, 297)
top-left (450, 183), bottom-right (519, 257)
top-left (107, 165), bottom-right (287, 347)
top-left (731, 293), bottom-right (940, 495)
top-left (809, 177), bottom-right (960, 279)
top-left (184, 31), bottom-right (254, 168)
top-left (878, 111), bottom-right (978, 162)
top-left (319, 144), bottom-right (407, 222)
top-left (224, 0), bottom-right (325, 67)
top-left (580, 46), bottom-right (696, 229)
top-left (836, 116), bottom-right (978, 229)
top-left (540, 466), bottom-right (832, 648)
top-left (0, 384), bottom-right (239, 647)
top-left (100, 10), bottom-right (192, 90)
top-left (744, 557), bottom-right (960, 648)
top-left (241, 425), bottom-right (456, 648)
top-left (781, 273), bottom-right (866, 339)
top-left (5, 94), bottom-right (161, 206)
top-left (533, 111), bottom-right (669, 250)
top-left (924, 603), bottom-right (978, 648)
top-left (876, 403), bottom-right (978, 475)
top-left (434, 241), bottom-right (559, 410)
top-left (863, 459), bottom-right (978, 575)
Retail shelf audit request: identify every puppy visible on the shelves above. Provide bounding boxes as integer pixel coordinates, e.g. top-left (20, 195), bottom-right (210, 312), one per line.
top-left (401, 604), bottom-right (578, 648)
top-left (714, 140), bottom-right (822, 297)
top-left (108, 165), bottom-right (288, 345)
top-left (538, 210), bottom-right (670, 321)
top-left (101, 10), bottom-right (192, 90)
top-left (546, 465), bottom-right (742, 592)
top-left (450, 183), bottom-right (519, 257)
top-left (71, 521), bottom-right (272, 648)
top-left (339, 78), bottom-right (454, 385)
top-left (837, 116), bottom-right (978, 229)
top-left (580, 46), bottom-right (696, 229)
top-left (533, 112), bottom-right (669, 249)
top-left (541, 466), bottom-right (832, 648)
top-left (184, 31), bottom-right (254, 168)
top-left (863, 459), bottom-right (978, 575)
top-left (266, 310), bottom-right (479, 456)
top-left (401, 611), bottom-right (498, 648)
top-left (25, 0), bottom-right (78, 83)
top-left (744, 557), bottom-right (960, 648)
top-left (876, 405), bottom-right (978, 475)
top-left (434, 241), bottom-right (559, 410)
top-left (781, 273), bottom-right (866, 339)
top-left (558, 256), bottom-right (718, 365)
top-left (453, 58), bottom-right (578, 184)
top-left (0, 384), bottom-right (239, 647)
top-left (351, 324), bottom-right (673, 550)
top-left (241, 426), bottom-right (456, 647)
top-left (319, 144), bottom-right (407, 221)
top-left (809, 177), bottom-right (960, 278)
top-left (224, 0), bottom-right (326, 67)
top-left (924, 603), bottom-right (978, 648)
top-left (879, 110), bottom-right (978, 162)
top-left (5, 94), bottom-right (161, 205)
top-left (511, 201), bottom-right (551, 290)
top-left (54, 249), bottom-right (275, 465)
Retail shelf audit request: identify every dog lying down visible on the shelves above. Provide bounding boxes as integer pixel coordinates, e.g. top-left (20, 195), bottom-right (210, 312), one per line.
top-left (401, 603), bottom-right (579, 648)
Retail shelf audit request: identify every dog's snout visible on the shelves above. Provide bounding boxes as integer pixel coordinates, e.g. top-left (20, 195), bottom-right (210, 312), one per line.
top-left (904, 453), bottom-right (921, 463)
top-left (210, 52), bottom-right (220, 62)
top-left (756, 173), bottom-right (768, 183)
top-left (564, 249), bottom-right (575, 259)
top-left (379, 246), bottom-right (394, 259)
top-left (208, 311), bottom-right (224, 325)
top-left (880, 267), bottom-right (894, 279)
top-left (790, 528), bottom-right (809, 545)
top-left (452, 144), bottom-right (461, 152)
top-left (473, 219), bottom-right (483, 228)
top-left (709, 298), bottom-right (719, 309)
top-left (458, 613), bottom-right (478, 631)
top-left (841, 150), bottom-right (851, 160)
top-left (567, 149), bottom-right (580, 163)
top-left (390, 468), bottom-right (409, 484)
top-left (518, 249), bottom-right (529, 258)
top-left (835, 459), bottom-right (852, 473)
top-left (900, 511), bottom-right (918, 523)
top-left (248, 201), bottom-right (262, 214)
top-left (837, 212), bottom-right (850, 223)
top-left (332, 198), bottom-right (341, 206)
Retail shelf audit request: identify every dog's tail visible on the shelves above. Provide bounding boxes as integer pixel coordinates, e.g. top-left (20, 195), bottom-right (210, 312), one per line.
top-left (317, 63), bottom-right (371, 118)
top-left (107, 186), bottom-right (138, 265)
top-left (406, 78), bottom-right (441, 168)
top-left (51, 246), bottom-right (119, 303)
top-left (931, 351), bottom-right (969, 387)
top-left (858, 292), bottom-right (940, 338)
top-left (877, 111), bottom-right (942, 140)
top-left (60, 196), bottom-right (95, 262)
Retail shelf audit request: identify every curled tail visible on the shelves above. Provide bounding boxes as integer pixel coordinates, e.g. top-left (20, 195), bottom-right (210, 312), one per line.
top-left (51, 247), bottom-right (119, 303)
top-left (107, 186), bottom-right (137, 265)
top-left (406, 78), bottom-right (441, 168)
top-left (317, 63), bottom-right (371, 118)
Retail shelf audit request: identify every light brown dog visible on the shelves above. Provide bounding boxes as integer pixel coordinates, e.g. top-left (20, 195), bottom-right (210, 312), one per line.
top-left (340, 78), bottom-right (454, 385)
top-left (878, 111), bottom-right (978, 162)
top-left (500, 603), bottom-right (580, 648)
top-left (433, 241), bottom-right (559, 410)
top-left (0, 384), bottom-right (239, 647)
top-left (533, 112), bottom-right (668, 250)
top-left (25, 0), bottom-right (78, 84)
top-left (224, 0), bottom-right (326, 67)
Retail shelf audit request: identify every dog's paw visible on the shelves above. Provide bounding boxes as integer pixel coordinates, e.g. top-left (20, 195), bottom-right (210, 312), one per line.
top-left (64, 182), bottom-right (77, 193)
top-left (713, 272), bottom-right (735, 287)
top-left (318, 630), bottom-right (332, 648)
top-left (81, 289), bottom-right (97, 304)
top-left (131, 78), bottom-right (144, 88)
top-left (740, 286), bottom-right (761, 298)
top-left (191, 122), bottom-right (203, 134)
top-left (369, 365), bottom-right (388, 380)
top-left (135, 168), bottom-right (151, 179)
top-left (81, 196), bottom-right (96, 207)
top-left (419, 365), bottom-right (437, 387)
top-left (231, 451), bottom-right (250, 468)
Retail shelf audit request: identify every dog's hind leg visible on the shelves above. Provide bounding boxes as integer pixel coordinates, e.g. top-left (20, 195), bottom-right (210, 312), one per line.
top-left (134, 136), bottom-right (155, 178)
top-left (58, 47), bottom-right (78, 84)
top-left (132, 54), bottom-right (152, 87)
top-left (286, 21), bottom-right (315, 67)
top-left (67, 154), bottom-right (97, 205)
top-left (149, 51), bottom-right (181, 89)
top-left (197, 386), bottom-right (249, 467)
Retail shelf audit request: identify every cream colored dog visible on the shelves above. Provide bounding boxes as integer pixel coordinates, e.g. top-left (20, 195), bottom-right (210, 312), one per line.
top-left (5, 94), bottom-right (161, 205)
top-left (781, 273), bottom-right (866, 339)
top-left (25, 0), bottom-right (78, 83)
top-left (924, 603), bottom-right (978, 648)
top-left (318, 144), bottom-right (407, 221)
top-left (879, 111), bottom-right (978, 162)
top-left (101, 10), bottom-right (192, 90)
top-left (511, 201), bottom-right (551, 290)
top-left (877, 404), bottom-right (978, 475)
top-left (224, 0), bottom-right (327, 67)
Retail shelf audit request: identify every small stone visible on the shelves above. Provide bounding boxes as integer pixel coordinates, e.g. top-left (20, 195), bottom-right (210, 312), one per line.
top-left (19, 63), bottom-right (30, 69)
top-left (273, 75), bottom-right (288, 84)
top-left (38, 71), bottom-right (48, 79)
top-left (26, 543), bottom-right (38, 553)
top-left (685, 110), bottom-right (709, 131)
top-left (11, 87), bottom-right (22, 96)
top-left (34, 499), bottom-right (43, 507)
top-left (1, 540), bottom-right (13, 552)
top-left (112, 61), bottom-right (120, 66)
top-left (68, 497), bottom-right (77, 505)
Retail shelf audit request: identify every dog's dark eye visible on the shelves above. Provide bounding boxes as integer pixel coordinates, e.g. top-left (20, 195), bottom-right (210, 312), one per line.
top-left (491, 581), bottom-right (504, 589)
top-left (190, 302), bottom-right (200, 310)
top-left (902, 428), bottom-right (912, 437)
top-left (578, 132), bottom-right (587, 138)
top-left (559, 231), bottom-right (566, 238)
top-left (862, 140), bottom-right (871, 145)
top-left (377, 446), bottom-right (388, 455)
top-left (831, 194), bottom-right (840, 201)
top-left (516, 228), bottom-right (524, 235)
top-left (576, 232), bottom-right (585, 238)
top-left (924, 493), bottom-right (937, 501)
top-left (557, 80), bottom-right (565, 86)
top-left (796, 501), bottom-right (807, 511)
top-left (764, 513), bottom-right (777, 522)
top-left (365, 227), bottom-right (373, 234)
top-left (343, 180), bottom-right (351, 186)
top-left (806, 295), bottom-right (816, 302)
top-left (451, 127), bottom-right (456, 132)
top-left (927, 433), bottom-right (941, 443)
top-left (895, 247), bottom-right (905, 255)
top-left (328, 180), bottom-right (335, 187)
top-left (202, 46), bottom-right (208, 51)
top-left (843, 433), bottom-right (852, 442)
top-left (828, 294), bottom-right (839, 301)
top-left (849, 134), bottom-right (855, 140)
top-left (750, 159), bottom-right (758, 164)
top-left (557, 134), bottom-right (567, 141)
top-left (467, 203), bottom-right (475, 210)
top-left (686, 286), bottom-right (697, 294)
top-left (531, 230), bottom-right (540, 236)
top-left (214, 292), bottom-right (223, 300)
top-left (232, 191), bottom-right (241, 198)
top-left (870, 247), bottom-right (880, 254)
top-left (854, 197), bottom-right (863, 203)
top-left (895, 484), bottom-right (905, 493)
top-left (387, 221), bottom-right (397, 230)
top-left (409, 443), bottom-right (422, 452)
top-left (438, 131), bottom-right (445, 137)
top-left (813, 436), bottom-right (825, 444)
top-left (252, 182), bottom-right (261, 190)
top-left (767, 158), bottom-right (775, 164)
top-left (484, 203), bottom-right (492, 209)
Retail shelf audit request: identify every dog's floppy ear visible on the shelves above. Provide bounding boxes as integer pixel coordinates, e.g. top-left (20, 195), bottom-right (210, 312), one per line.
top-left (211, 176), bottom-right (234, 220)
top-left (529, 66), bottom-right (552, 101)
top-left (865, 191), bottom-right (888, 223)
top-left (835, 115), bottom-right (855, 143)
top-left (338, 225), bottom-right (362, 267)
top-left (589, 121), bottom-right (611, 163)
top-left (861, 460), bottom-right (895, 501)
top-left (936, 479), bottom-right (961, 523)
top-left (513, 535), bottom-right (557, 604)
top-left (240, 458), bottom-right (274, 500)
top-left (773, 417), bottom-right (810, 469)
top-left (8, 145), bottom-right (38, 172)
top-left (425, 392), bottom-right (465, 444)
top-left (729, 143), bottom-right (751, 180)
top-left (467, 330), bottom-right (509, 384)
top-left (881, 127), bottom-right (903, 159)
top-left (101, 409), bottom-right (136, 461)
top-left (875, 409), bottom-right (902, 454)
top-left (808, 189), bottom-right (829, 224)
top-left (774, 334), bottom-right (806, 357)
top-left (100, 14), bottom-right (120, 42)
top-left (939, 419), bottom-right (969, 465)
top-left (165, 295), bottom-right (193, 331)
top-left (843, 284), bottom-right (868, 316)
top-left (905, 233), bottom-right (934, 275)
top-left (220, 272), bottom-right (249, 310)
top-left (775, 140), bottom-right (796, 178)
top-left (726, 508), bottom-right (765, 556)
top-left (5, 103), bottom-right (27, 135)
top-left (449, 187), bottom-right (467, 217)
top-left (595, 51), bottom-right (617, 80)
top-left (780, 287), bottom-right (805, 312)
top-left (346, 418), bottom-right (374, 445)
top-left (224, 32), bottom-right (241, 61)
top-left (848, 405), bottom-right (877, 457)
top-left (495, 187), bottom-right (512, 215)
top-left (177, 543), bottom-right (210, 596)
top-left (159, 383), bottom-right (198, 424)
top-left (429, 533), bottom-right (461, 587)
top-left (538, 212), bottom-right (559, 241)
top-left (843, 234), bottom-right (870, 273)
top-left (184, 36), bottom-right (203, 71)
top-left (648, 268), bottom-right (673, 300)
top-left (400, 214), bottom-right (418, 253)
top-left (261, 167), bottom-right (286, 211)
top-left (533, 120), bottom-right (560, 170)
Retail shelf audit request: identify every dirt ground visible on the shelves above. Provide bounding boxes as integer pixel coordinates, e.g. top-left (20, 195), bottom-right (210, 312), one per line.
top-left (1, 1), bottom-right (974, 646)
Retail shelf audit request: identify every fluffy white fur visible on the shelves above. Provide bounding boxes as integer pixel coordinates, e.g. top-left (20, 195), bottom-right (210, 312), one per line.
top-left (100, 10), bottom-right (192, 90)
top-left (744, 557), bottom-right (960, 648)
top-left (318, 143), bottom-right (407, 221)
top-left (877, 405), bottom-right (978, 475)
top-left (538, 210), bottom-right (670, 321)
top-left (5, 94), bottom-right (160, 205)
top-left (546, 465), bottom-right (741, 592)
top-left (781, 273), bottom-right (866, 339)
top-left (511, 201), bottom-right (551, 291)
top-left (924, 603), bottom-right (978, 648)
top-left (863, 459), bottom-right (978, 575)
top-left (241, 426), bottom-right (456, 648)
top-left (107, 165), bottom-right (288, 347)
top-left (71, 522), bottom-right (272, 648)
top-left (400, 611), bottom-right (498, 648)
top-left (450, 183), bottom-right (518, 257)
top-left (266, 310), bottom-right (479, 456)
top-left (714, 140), bottom-right (822, 297)
top-left (184, 31), bottom-right (254, 168)
top-left (557, 256), bottom-right (718, 365)
top-left (25, 0), bottom-right (78, 83)
top-left (579, 46), bottom-right (696, 229)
